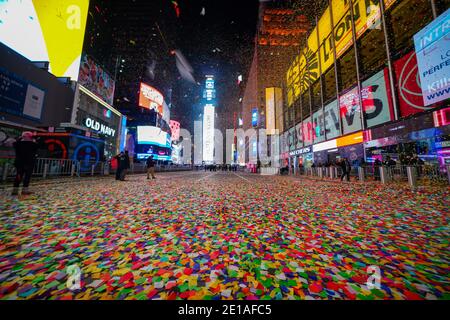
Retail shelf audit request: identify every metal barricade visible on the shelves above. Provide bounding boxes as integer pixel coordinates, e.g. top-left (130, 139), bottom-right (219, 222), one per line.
top-left (407, 166), bottom-right (418, 190)
top-left (380, 166), bottom-right (390, 184)
top-left (358, 167), bottom-right (365, 182)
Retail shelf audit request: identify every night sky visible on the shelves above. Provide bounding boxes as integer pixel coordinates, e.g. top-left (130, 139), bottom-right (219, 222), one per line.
top-left (156, 0), bottom-right (260, 131)
top-left (85, 0), bottom-right (260, 131)
top-left (85, 0), bottom-right (327, 131)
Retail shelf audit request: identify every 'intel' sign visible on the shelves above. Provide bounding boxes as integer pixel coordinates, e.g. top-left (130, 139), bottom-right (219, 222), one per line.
top-left (414, 8), bottom-right (450, 106)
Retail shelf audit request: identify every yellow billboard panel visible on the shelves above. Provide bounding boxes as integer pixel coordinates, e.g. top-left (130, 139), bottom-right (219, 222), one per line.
top-left (285, 0), bottom-right (399, 105)
top-left (0, 0), bottom-right (89, 80)
top-left (307, 27), bottom-right (319, 52)
top-left (331, 0), bottom-right (350, 26)
top-left (318, 7), bottom-right (332, 40)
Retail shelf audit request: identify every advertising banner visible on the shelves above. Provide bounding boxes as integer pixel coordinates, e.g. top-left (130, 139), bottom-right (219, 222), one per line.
top-left (362, 68), bottom-right (393, 128)
top-left (302, 116), bottom-right (314, 146)
top-left (312, 108), bottom-right (325, 143)
top-left (203, 104), bottom-right (215, 162)
top-left (433, 107), bottom-right (450, 128)
top-left (288, 126), bottom-right (296, 151)
top-left (0, 68), bottom-right (45, 120)
top-left (286, 0), bottom-right (399, 107)
top-left (394, 51), bottom-right (429, 117)
top-left (265, 88), bottom-right (276, 135)
top-left (139, 83), bottom-right (164, 114)
top-left (340, 87), bottom-right (362, 134)
top-left (295, 122), bottom-right (303, 150)
top-left (0, 0), bottom-right (89, 80)
top-left (414, 8), bottom-right (450, 106)
top-left (169, 120), bottom-right (181, 142)
top-left (324, 100), bottom-right (341, 139)
top-left (252, 108), bottom-right (259, 127)
top-left (275, 87), bottom-right (284, 133)
top-left (78, 54), bottom-right (115, 106)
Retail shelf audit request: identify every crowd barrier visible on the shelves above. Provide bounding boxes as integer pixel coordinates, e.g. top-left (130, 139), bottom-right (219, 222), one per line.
top-left (288, 164), bottom-right (450, 188)
top-left (0, 158), bottom-right (193, 182)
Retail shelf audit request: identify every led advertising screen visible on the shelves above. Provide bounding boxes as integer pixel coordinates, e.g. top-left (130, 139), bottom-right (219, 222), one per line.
top-left (340, 87), bottom-right (362, 135)
top-left (414, 8), bottom-right (450, 106)
top-left (139, 83), bottom-right (164, 114)
top-left (203, 104), bottom-right (215, 162)
top-left (169, 120), bottom-right (181, 142)
top-left (137, 126), bottom-right (171, 148)
top-left (0, 0), bottom-right (89, 80)
top-left (78, 54), bottom-right (115, 106)
top-left (252, 108), bottom-right (259, 127)
top-left (0, 67), bottom-right (45, 120)
top-left (324, 100), bottom-right (340, 140)
top-left (362, 68), bottom-right (394, 128)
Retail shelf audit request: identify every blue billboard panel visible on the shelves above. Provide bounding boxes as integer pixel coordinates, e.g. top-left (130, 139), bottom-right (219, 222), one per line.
top-left (414, 8), bottom-right (450, 106)
top-left (252, 108), bottom-right (258, 127)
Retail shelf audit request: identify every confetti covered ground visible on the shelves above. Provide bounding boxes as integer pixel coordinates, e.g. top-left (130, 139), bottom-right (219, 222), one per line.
top-left (0, 171), bottom-right (449, 300)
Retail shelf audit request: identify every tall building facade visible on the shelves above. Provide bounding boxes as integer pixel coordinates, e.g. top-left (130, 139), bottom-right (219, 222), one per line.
top-left (280, 0), bottom-right (449, 171)
top-left (240, 1), bottom-right (310, 164)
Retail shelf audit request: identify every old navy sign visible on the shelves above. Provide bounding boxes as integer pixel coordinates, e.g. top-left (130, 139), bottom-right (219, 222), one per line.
top-left (85, 118), bottom-right (116, 137)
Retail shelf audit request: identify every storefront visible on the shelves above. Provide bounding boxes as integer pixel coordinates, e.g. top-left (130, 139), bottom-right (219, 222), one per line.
top-left (35, 127), bottom-right (105, 171)
top-left (312, 132), bottom-right (365, 166)
top-left (71, 84), bottom-right (125, 159)
top-left (289, 146), bottom-right (313, 171)
top-left (364, 107), bottom-right (450, 169)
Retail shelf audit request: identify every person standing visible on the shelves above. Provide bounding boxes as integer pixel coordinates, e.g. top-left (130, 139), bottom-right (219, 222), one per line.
top-left (373, 158), bottom-right (382, 181)
top-left (339, 158), bottom-right (350, 182)
top-left (114, 151), bottom-right (126, 181)
top-left (146, 155), bottom-right (156, 179)
top-left (12, 132), bottom-right (39, 196)
top-left (122, 151), bottom-right (131, 180)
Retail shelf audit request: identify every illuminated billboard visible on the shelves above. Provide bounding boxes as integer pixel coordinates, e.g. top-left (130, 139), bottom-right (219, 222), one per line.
top-left (203, 104), bottom-right (215, 162)
top-left (414, 8), bottom-right (450, 106)
top-left (137, 126), bottom-right (171, 148)
top-left (252, 108), bottom-right (259, 127)
top-left (169, 120), bottom-right (181, 141)
top-left (285, 0), bottom-right (398, 106)
top-left (0, 0), bottom-right (89, 80)
top-left (203, 76), bottom-right (216, 102)
top-left (139, 83), bottom-right (164, 114)
top-left (78, 54), bottom-right (115, 106)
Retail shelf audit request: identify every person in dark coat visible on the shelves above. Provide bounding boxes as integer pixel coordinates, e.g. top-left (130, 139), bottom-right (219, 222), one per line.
top-left (146, 155), bottom-right (156, 179)
top-left (374, 158), bottom-right (382, 181)
top-left (12, 131), bottom-right (39, 196)
top-left (339, 158), bottom-right (351, 182)
top-left (115, 151), bottom-right (127, 181)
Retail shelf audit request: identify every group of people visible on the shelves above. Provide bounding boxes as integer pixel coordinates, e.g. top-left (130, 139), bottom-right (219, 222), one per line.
top-left (113, 151), bottom-right (156, 181)
top-left (202, 164), bottom-right (238, 172)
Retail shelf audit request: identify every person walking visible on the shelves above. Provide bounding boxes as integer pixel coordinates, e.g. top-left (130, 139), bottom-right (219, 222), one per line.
top-left (146, 155), bottom-right (156, 179)
top-left (12, 131), bottom-right (39, 196)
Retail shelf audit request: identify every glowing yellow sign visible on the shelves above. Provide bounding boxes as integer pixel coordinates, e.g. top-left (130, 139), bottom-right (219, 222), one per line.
top-left (286, 0), bottom-right (398, 106)
top-left (0, 0), bottom-right (89, 80)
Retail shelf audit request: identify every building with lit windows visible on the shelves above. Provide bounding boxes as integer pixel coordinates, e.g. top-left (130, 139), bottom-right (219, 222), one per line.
top-left (279, 0), bottom-right (450, 172)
